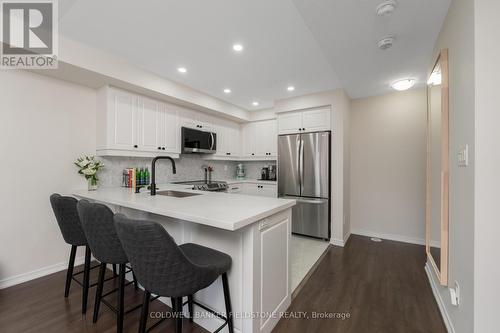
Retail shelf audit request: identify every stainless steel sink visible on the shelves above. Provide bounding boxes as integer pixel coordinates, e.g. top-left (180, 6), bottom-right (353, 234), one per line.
top-left (156, 190), bottom-right (201, 198)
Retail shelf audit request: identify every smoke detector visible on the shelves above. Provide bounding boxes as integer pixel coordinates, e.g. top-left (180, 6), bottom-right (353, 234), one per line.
top-left (378, 35), bottom-right (395, 50)
top-left (376, 1), bottom-right (397, 16)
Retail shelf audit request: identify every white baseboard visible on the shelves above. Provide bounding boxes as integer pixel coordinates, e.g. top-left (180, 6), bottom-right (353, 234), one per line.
top-left (0, 256), bottom-right (86, 289)
top-left (330, 237), bottom-right (345, 247)
top-left (351, 228), bottom-right (440, 247)
top-left (425, 262), bottom-right (455, 333)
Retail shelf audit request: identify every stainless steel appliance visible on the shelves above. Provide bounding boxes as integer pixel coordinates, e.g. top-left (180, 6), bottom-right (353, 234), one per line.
top-left (181, 127), bottom-right (217, 153)
top-left (278, 131), bottom-right (330, 240)
top-left (236, 164), bottom-right (245, 180)
top-left (174, 180), bottom-right (228, 192)
top-left (268, 165), bottom-right (276, 181)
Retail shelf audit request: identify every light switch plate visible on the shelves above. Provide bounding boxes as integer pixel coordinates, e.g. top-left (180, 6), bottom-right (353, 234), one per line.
top-left (458, 145), bottom-right (469, 167)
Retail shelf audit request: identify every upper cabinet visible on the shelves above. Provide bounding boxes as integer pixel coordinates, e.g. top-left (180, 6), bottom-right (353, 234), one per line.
top-left (215, 120), bottom-right (240, 157)
top-left (242, 119), bottom-right (277, 158)
top-left (97, 87), bottom-right (180, 157)
top-left (277, 107), bottom-right (331, 134)
top-left (96, 86), bottom-right (278, 160)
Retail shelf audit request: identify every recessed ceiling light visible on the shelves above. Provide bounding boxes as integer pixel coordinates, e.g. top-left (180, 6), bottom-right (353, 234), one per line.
top-left (287, 86), bottom-right (295, 92)
top-left (233, 44), bottom-right (243, 52)
top-left (376, 1), bottom-right (397, 16)
top-left (252, 101), bottom-right (259, 106)
top-left (177, 67), bottom-right (187, 73)
top-left (223, 88), bottom-right (231, 94)
top-left (391, 79), bottom-right (415, 91)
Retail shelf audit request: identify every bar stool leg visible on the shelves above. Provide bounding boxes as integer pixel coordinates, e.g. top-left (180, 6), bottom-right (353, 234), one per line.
top-left (139, 290), bottom-right (151, 333)
top-left (112, 264), bottom-right (117, 277)
top-left (64, 245), bottom-right (77, 297)
top-left (222, 273), bottom-right (234, 333)
top-left (132, 271), bottom-right (139, 290)
top-left (174, 297), bottom-right (183, 333)
top-left (117, 264), bottom-right (126, 333)
top-left (187, 295), bottom-right (194, 323)
top-left (93, 263), bottom-right (106, 323)
top-left (82, 245), bottom-right (91, 313)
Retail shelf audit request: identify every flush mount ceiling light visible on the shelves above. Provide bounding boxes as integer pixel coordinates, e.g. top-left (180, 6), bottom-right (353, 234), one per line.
top-left (287, 86), bottom-right (295, 92)
top-left (233, 44), bottom-right (243, 52)
top-left (252, 101), bottom-right (259, 106)
top-left (177, 67), bottom-right (187, 73)
top-left (223, 88), bottom-right (231, 94)
top-left (378, 35), bottom-right (395, 50)
top-left (376, 0), bottom-right (397, 16)
top-left (391, 79), bottom-right (415, 91)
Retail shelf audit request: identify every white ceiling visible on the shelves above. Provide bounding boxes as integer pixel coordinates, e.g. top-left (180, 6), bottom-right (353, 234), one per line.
top-left (58, 0), bottom-right (450, 109)
top-left (292, 0), bottom-right (451, 98)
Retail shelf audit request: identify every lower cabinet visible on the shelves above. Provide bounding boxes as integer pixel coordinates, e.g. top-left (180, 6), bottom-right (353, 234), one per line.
top-left (230, 183), bottom-right (277, 197)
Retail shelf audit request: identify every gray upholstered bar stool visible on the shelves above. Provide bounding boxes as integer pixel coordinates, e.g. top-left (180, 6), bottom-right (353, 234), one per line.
top-left (77, 200), bottom-right (139, 333)
top-left (50, 193), bottom-right (95, 313)
top-left (114, 214), bottom-right (234, 333)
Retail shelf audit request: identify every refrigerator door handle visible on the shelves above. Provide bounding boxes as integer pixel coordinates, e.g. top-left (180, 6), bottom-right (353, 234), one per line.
top-left (299, 139), bottom-right (304, 194)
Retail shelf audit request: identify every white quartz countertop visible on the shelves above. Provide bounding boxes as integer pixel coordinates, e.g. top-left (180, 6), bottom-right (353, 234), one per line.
top-left (73, 184), bottom-right (294, 231)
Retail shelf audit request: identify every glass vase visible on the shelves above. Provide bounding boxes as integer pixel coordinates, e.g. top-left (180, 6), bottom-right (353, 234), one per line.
top-left (87, 177), bottom-right (98, 191)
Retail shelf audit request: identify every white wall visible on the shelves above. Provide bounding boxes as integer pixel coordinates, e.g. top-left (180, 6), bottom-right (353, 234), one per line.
top-left (0, 70), bottom-right (97, 287)
top-left (349, 89), bottom-right (427, 243)
top-left (274, 89), bottom-right (351, 246)
top-left (474, 1), bottom-right (500, 332)
top-left (427, 0), bottom-right (476, 332)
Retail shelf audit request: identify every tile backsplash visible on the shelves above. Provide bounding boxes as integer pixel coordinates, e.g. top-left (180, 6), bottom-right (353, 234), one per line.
top-left (98, 155), bottom-right (276, 187)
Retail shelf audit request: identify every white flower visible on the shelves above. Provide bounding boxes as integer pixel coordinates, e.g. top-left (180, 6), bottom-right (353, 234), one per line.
top-left (77, 160), bottom-right (90, 168)
top-left (82, 168), bottom-right (97, 176)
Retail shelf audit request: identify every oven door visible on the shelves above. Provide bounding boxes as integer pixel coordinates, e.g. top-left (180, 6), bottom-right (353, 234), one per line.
top-left (182, 127), bottom-right (216, 153)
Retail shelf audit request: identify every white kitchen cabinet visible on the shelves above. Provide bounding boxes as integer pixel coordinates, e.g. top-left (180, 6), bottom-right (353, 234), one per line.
top-left (215, 120), bottom-right (240, 157)
top-left (240, 183), bottom-right (277, 198)
top-left (277, 107), bottom-right (331, 134)
top-left (137, 96), bottom-right (162, 152)
top-left (180, 109), bottom-right (214, 131)
top-left (242, 120), bottom-right (277, 158)
top-left (301, 107), bottom-right (331, 132)
top-left (107, 88), bottom-right (138, 151)
top-left (160, 103), bottom-right (180, 153)
top-left (97, 86), bottom-right (180, 156)
top-left (277, 111), bottom-right (302, 135)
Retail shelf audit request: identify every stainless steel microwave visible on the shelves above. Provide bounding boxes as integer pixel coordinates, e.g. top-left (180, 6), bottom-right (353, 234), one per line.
top-left (181, 127), bottom-right (217, 153)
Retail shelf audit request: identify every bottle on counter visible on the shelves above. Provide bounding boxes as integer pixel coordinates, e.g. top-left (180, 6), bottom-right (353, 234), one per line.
top-left (137, 168), bottom-right (142, 186)
top-left (144, 167), bottom-right (150, 185)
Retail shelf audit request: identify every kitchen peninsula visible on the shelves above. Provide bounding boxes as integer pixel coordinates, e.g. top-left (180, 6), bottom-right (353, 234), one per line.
top-left (74, 184), bottom-right (295, 333)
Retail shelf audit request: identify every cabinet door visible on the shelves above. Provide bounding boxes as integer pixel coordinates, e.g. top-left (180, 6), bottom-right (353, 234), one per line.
top-left (302, 107), bottom-right (331, 132)
top-left (162, 104), bottom-right (180, 153)
top-left (214, 124), bottom-right (229, 156)
top-left (137, 97), bottom-right (161, 152)
top-left (110, 89), bottom-right (137, 150)
top-left (228, 125), bottom-right (240, 156)
top-left (254, 120), bottom-right (276, 157)
top-left (242, 123), bottom-right (257, 157)
top-left (260, 184), bottom-right (277, 197)
top-left (277, 112), bottom-right (302, 135)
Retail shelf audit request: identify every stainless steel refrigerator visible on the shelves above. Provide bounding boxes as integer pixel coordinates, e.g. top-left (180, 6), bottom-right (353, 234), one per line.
top-left (278, 131), bottom-right (330, 240)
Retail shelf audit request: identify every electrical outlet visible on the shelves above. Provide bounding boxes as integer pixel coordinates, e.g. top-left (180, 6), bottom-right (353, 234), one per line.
top-left (449, 281), bottom-right (460, 306)
top-left (458, 145), bottom-right (469, 167)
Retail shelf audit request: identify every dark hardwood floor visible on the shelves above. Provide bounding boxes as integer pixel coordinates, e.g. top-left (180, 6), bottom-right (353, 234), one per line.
top-left (0, 263), bottom-right (207, 333)
top-left (273, 235), bottom-right (447, 333)
top-left (0, 236), bottom-right (446, 333)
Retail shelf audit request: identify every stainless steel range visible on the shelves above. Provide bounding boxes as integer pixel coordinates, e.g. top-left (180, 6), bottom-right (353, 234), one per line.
top-left (174, 180), bottom-right (228, 192)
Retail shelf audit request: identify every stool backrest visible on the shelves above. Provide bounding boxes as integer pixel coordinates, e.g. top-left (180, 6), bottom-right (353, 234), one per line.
top-left (50, 194), bottom-right (87, 246)
top-left (114, 214), bottom-right (218, 297)
top-left (77, 200), bottom-right (128, 264)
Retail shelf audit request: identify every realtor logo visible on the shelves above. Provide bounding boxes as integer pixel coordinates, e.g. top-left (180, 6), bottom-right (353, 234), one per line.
top-left (1, 0), bottom-right (58, 69)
